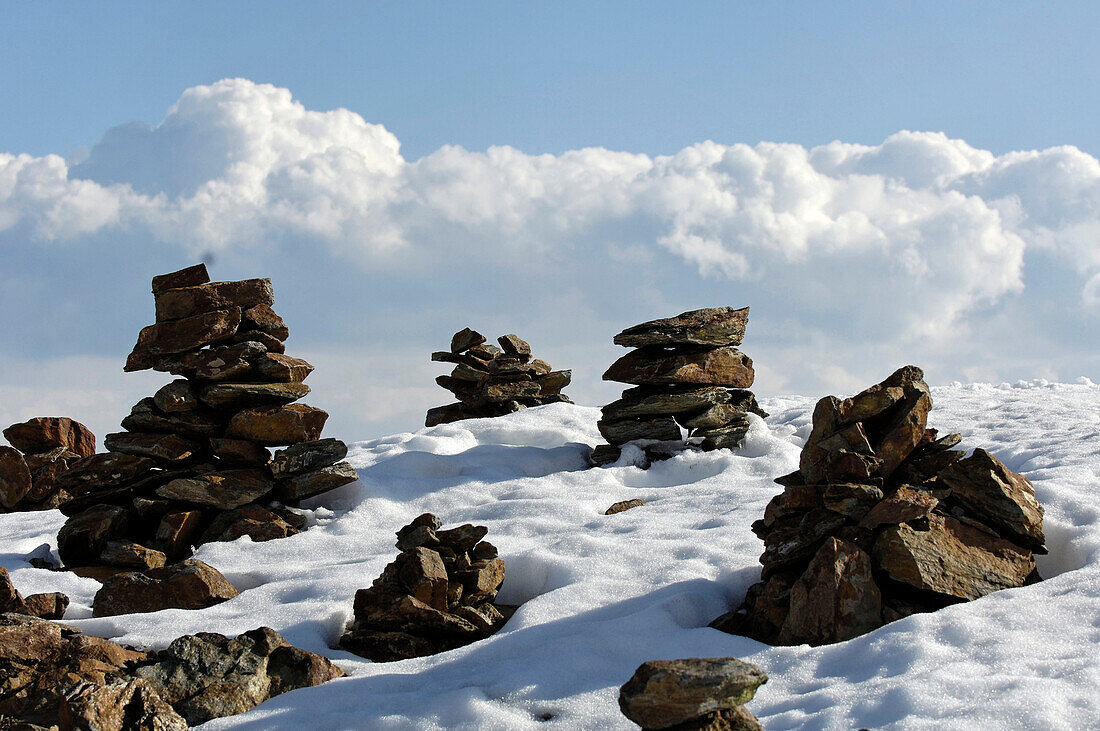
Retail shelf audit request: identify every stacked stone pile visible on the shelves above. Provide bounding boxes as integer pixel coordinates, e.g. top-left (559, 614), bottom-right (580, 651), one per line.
top-left (0, 417), bottom-right (96, 511)
top-left (0, 612), bottom-right (343, 728)
top-left (618, 657), bottom-right (768, 730)
top-left (592, 307), bottom-right (765, 466)
top-left (339, 513), bottom-right (516, 661)
top-left (712, 365), bottom-right (1047, 646)
top-left (52, 264), bottom-right (358, 576)
top-left (426, 328), bottom-right (572, 426)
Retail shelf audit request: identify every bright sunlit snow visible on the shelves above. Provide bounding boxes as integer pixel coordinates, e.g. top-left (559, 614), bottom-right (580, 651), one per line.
top-left (2, 380), bottom-right (1098, 729)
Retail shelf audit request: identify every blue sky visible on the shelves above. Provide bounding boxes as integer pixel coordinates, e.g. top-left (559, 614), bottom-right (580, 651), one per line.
top-left (1, 2), bottom-right (1099, 441)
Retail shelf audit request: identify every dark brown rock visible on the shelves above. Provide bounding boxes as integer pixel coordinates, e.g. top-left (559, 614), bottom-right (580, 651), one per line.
top-left (661, 706), bottom-right (765, 731)
top-left (53, 453), bottom-right (157, 494)
top-left (99, 540), bottom-right (167, 571)
top-left (436, 524), bottom-right (489, 552)
top-left (199, 504), bottom-right (300, 544)
top-left (57, 505), bottom-right (132, 567)
top-left (497, 334), bottom-right (531, 358)
top-left (121, 398), bottom-right (223, 438)
top-left (1, 567), bottom-right (27, 613)
top-left (209, 437), bottom-right (271, 467)
top-left (938, 448), bottom-right (1046, 551)
top-left (274, 461), bottom-right (358, 501)
top-left (233, 329), bottom-right (286, 353)
top-left (613, 307), bottom-right (750, 348)
top-left (590, 444), bottom-right (623, 466)
top-left (873, 513), bottom-right (1036, 600)
top-left (425, 403), bottom-right (467, 427)
top-left (155, 510), bottom-right (204, 560)
top-left (22, 592), bottom-right (68, 620)
top-left (389, 547), bottom-right (449, 610)
top-left (479, 380), bottom-right (542, 403)
top-left (253, 353), bottom-right (314, 383)
top-left (156, 470), bottom-right (273, 510)
top-left (603, 347), bottom-right (754, 388)
top-left (226, 404), bottom-right (328, 445)
top-left (164, 340), bottom-right (267, 382)
top-left (103, 432), bottom-right (201, 463)
top-left (778, 537), bottom-right (882, 645)
top-left (603, 386), bottom-right (732, 421)
top-left (859, 486), bottom-right (938, 531)
top-left (599, 416), bottom-right (682, 444)
top-left (154, 278), bottom-right (273, 321)
top-left (696, 418), bottom-right (751, 451)
top-left (536, 370), bottom-right (572, 396)
top-left (152, 263), bottom-right (210, 294)
top-left (241, 303), bottom-right (289, 340)
top-left (450, 328), bottom-right (487, 353)
top-left (92, 559), bottom-right (238, 617)
top-left (618, 657), bottom-right (767, 730)
top-left (4, 417), bottom-right (96, 458)
top-left (680, 404), bottom-right (745, 430)
top-left (0, 446), bottom-right (32, 509)
top-left (606, 499), bottom-right (646, 515)
top-left (59, 678), bottom-right (188, 730)
top-left (125, 309), bottom-right (242, 371)
top-left (199, 381), bottom-right (311, 410)
top-left (270, 438), bottom-right (348, 477)
top-left (152, 379), bottom-right (198, 413)
top-left (455, 557), bottom-right (505, 604)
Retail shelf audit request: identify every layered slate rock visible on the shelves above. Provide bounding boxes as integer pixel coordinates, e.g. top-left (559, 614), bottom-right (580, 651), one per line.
top-left (52, 264), bottom-right (358, 582)
top-left (92, 559), bottom-right (239, 617)
top-left (0, 417), bottom-right (96, 512)
top-left (426, 330), bottom-right (573, 427)
top-left (618, 657), bottom-right (768, 730)
top-left (593, 308), bottom-right (766, 467)
top-left (712, 366), bottom-right (1047, 646)
top-left (339, 514), bottom-right (516, 661)
top-left (0, 613), bottom-right (342, 729)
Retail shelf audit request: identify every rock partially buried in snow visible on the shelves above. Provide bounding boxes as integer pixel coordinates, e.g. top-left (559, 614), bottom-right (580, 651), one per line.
top-left (618, 657), bottom-right (768, 730)
top-left (606, 499), bottom-right (646, 515)
top-left (91, 558), bottom-right (239, 617)
top-left (339, 513), bottom-right (514, 662)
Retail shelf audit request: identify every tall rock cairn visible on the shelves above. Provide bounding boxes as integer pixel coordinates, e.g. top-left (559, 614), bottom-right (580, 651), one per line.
top-left (426, 328), bottom-right (572, 427)
top-left (592, 307), bottom-right (765, 466)
top-left (712, 366), bottom-right (1047, 646)
top-left (52, 264), bottom-right (358, 571)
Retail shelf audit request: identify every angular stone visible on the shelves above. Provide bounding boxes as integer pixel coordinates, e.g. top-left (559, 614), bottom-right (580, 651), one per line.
top-left (389, 547), bottom-right (449, 610)
top-left (456, 557), bottom-right (505, 604)
top-left (209, 437), bottom-right (271, 467)
top-left (59, 678), bottom-right (188, 731)
top-left (23, 592), bottom-right (69, 620)
top-left (351, 587), bottom-right (480, 637)
top-left (241, 303), bottom-right (289, 340)
top-left (436, 524), bottom-right (489, 552)
top-left (680, 403), bottom-right (745, 430)
top-left (199, 382), bottom-right (311, 410)
top-left (820, 483), bottom-right (884, 521)
top-left (760, 509), bottom-right (847, 578)
top-left (154, 278), bottom-right (273, 321)
top-left (604, 347), bottom-right (755, 388)
top-left (0, 446), bottom-right (32, 509)
top-left (52, 452), bottom-right (157, 494)
top-left (614, 307), bottom-right (750, 348)
top-left (590, 444), bottom-right (623, 466)
top-left (152, 263), bottom-right (210, 294)
top-left (104, 432), bottom-right (202, 463)
top-left (164, 340), bottom-right (267, 382)
top-left (274, 461), bottom-right (358, 501)
top-left (859, 486), bottom-right (939, 531)
top-left (778, 538), bottom-right (882, 645)
top-left (3, 417), bottom-right (96, 457)
top-left (199, 504), bottom-right (300, 544)
top-left (121, 398), bottom-right (223, 438)
top-left (497, 334), bottom-right (531, 358)
top-left (451, 603), bottom-right (506, 634)
top-left (100, 540), bottom-right (167, 570)
top-left (92, 558), bottom-right (239, 617)
top-left (226, 404), bottom-right (328, 445)
top-left (57, 505), bottom-right (132, 567)
top-left (873, 513), bottom-right (1036, 600)
top-left (24, 446), bottom-right (81, 471)
top-left (451, 362), bottom-right (490, 383)
top-left (938, 448), bottom-right (1046, 551)
top-left (697, 419), bottom-right (751, 451)
top-left (479, 380), bottom-right (541, 403)
top-left (270, 438), bottom-right (348, 478)
top-left (156, 470), bottom-right (273, 510)
top-left (395, 525), bottom-right (440, 552)
top-left (487, 356), bottom-right (528, 375)
top-left (125, 309), bottom-right (242, 371)
top-left (536, 370), bottom-right (571, 396)
top-left (233, 329), bottom-right (286, 354)
top-left (662, 706), bottom-right (765, 731)
top-left (599, 416), bottom-right (682, 444)
top-left (468, 343), bottom-right (502, 361)
top-left (253, 353), bottom-right (314, 383)
top-left (155, 510), bottom-right (205, 560)
top-left (618, 657), bottom-right (768, 730)
top-left (338, 628), bottom-right (448, 662)
top-left (865, 366), bottom-right (932, 477)
top-left (450, 327), bottom-right (486, 353)
top-left (425, 403), bottom-right (468, 427)
top-left (800, 418), bottom-right (876, 484)
top-left (436, 375), bottom-right (479, 399)
top-left (606, 499), bottom-right (646, 515)
top-left (1, 566), bottom-right (26, 613)
top-left (153, 379), bottom-right (198, 413)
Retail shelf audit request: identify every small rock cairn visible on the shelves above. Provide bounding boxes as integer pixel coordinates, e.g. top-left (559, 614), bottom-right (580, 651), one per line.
top-left (619, 657), bottom-right (768, 731)
top-left (713, 365), bottom-right (1047, 646)
top-left (592, 307), bottom-right (765, 466)
top-left (339, 513), bottom-right (515, 661)
top-left (53, 264), bottom-right (358, 573)
top-left (426, 328), bottom-right (572, 427)
top-left (1, 417), bottom-right (96, 511)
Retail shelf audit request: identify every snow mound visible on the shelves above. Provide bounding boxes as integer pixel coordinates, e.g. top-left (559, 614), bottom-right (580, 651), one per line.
top-left (2, 387), bottom-right (1098, 729)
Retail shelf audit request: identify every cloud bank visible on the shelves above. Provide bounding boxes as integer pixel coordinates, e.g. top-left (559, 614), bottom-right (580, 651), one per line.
top-left (1, 79), bottom-right (1097, 437)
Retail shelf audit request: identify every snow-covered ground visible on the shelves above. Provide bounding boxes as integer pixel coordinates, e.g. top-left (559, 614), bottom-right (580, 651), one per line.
top-left (2, 380), bottom-right (1098, 730)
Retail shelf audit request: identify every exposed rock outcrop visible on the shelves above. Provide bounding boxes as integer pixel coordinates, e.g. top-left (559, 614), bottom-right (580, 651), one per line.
top-left (618, 657), bottom-right (768, 730)
top-left (50, 264), bottom-right (359, 584)
top-left (339, 514), bottom-right (516, 661)
top-left (593, 308), bottom-right (766, 467)
top-left (426, 330), bottom-right (572, 426)
top-left (0, 418), bottom-right (96, 512)
top-left (712, 366), bottom-right (1046, 646)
